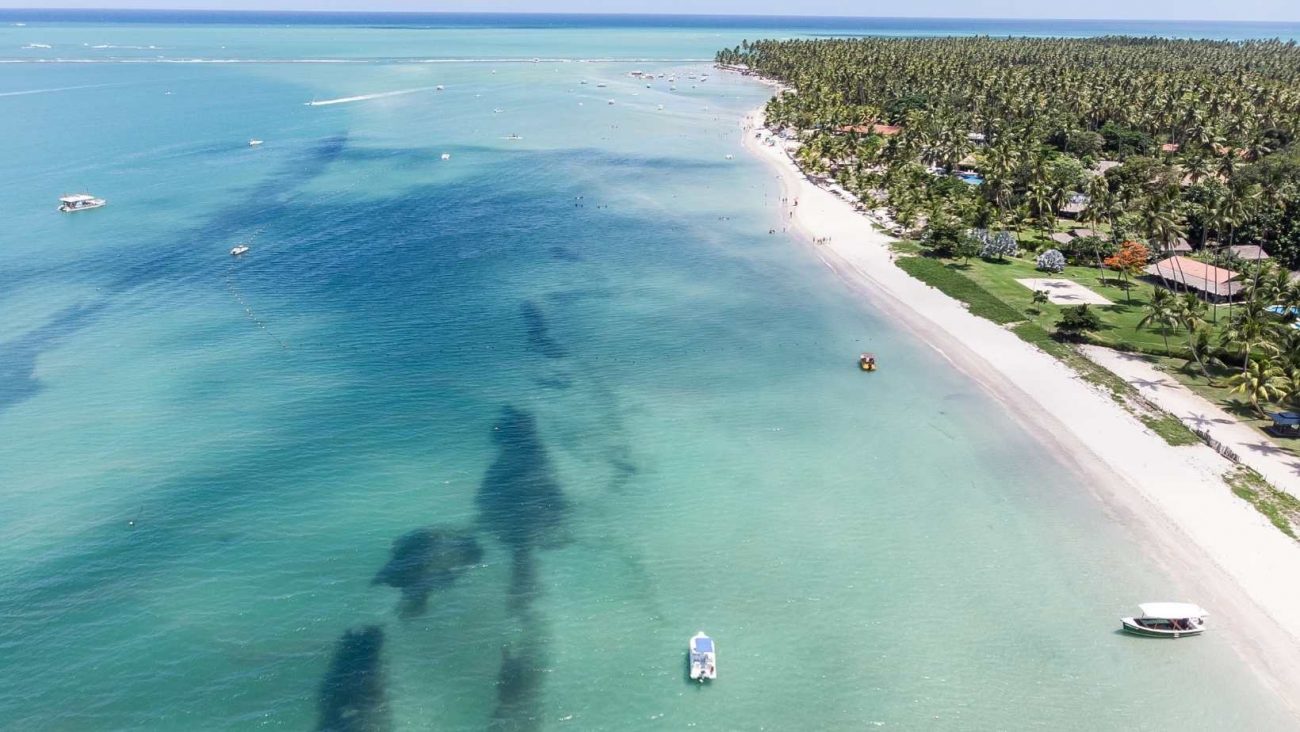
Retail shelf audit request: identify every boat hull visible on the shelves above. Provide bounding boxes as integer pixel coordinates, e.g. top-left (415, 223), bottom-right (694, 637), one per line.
top-left (1121, 618), bottom-right (1204, 638)
top-left (58, 202), bottom-right (105, 213)
top-left (688, 632), bottom-right (716, 681)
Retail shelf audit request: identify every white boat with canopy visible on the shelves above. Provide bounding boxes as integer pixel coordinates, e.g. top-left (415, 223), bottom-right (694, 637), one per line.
top-left (1121, 602), bottom-right (1207, 638)
top-left (688, 632), bottom-right (716, 681)
top-left (58, 194), bottom-right (105, 212)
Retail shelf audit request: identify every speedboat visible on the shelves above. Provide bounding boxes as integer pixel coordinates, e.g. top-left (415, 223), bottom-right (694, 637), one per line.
top-left (1121, 603), bottom-right (1207, 638)
top-left (58, 194), bottom-right (106, 212)
top-left (688, 632), bottom-right (716, 681)
top-left (248, 139), bottom-right (263, 147)
top-left (230, 244), bottom-right (250, 256)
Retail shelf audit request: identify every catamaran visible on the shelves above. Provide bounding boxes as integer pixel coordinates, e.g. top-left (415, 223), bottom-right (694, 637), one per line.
top-left (58, 194), bottom-right (105, 212)
top-left (1121, 603), bottom-right (1207, 638)
top-left (688, 632), bottom-right (716, 681)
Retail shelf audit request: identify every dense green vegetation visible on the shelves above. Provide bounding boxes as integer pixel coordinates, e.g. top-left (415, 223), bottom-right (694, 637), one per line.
top-left (718, 36), bottom-right (1300, 268)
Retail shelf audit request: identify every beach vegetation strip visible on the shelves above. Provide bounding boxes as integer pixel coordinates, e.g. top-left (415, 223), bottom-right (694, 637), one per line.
top-left (1226, 467), bottom-right (1300, 540)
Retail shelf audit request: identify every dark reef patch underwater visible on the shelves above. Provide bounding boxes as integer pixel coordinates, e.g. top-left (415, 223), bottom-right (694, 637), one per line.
top-left (316, 625), bottom-right (390, 732)
top-left (372, 528), bottom-right (483, 618)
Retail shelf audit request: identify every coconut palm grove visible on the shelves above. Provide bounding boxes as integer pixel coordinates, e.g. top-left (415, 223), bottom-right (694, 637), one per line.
top-left (718, 36), bottom-right (1300, 431)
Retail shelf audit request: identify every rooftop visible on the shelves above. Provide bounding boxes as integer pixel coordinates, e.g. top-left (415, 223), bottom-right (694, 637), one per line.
top-left (1145, 256), bottom-right (1242, 297)
top-left (1138, 602), bottom-right (1208, 619)
top-left (1228, 244), bottom-right (1270, 260)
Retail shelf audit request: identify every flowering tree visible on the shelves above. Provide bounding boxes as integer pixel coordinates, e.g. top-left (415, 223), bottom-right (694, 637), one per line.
top-left (977, 229), bottom-right (1018, 260)
top-left (1036, 249), bottom-right (1066, 273)
top-left (1103, 241), bottom-right (1150, 302)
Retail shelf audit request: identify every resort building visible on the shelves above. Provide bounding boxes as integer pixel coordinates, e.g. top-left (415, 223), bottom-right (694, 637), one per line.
top-left (1228, 244), bottom-right (1271, 261)
top-left (1059, 193), bottom-right (1088, 218)
top-left (1152, 237), bottom-right (1193, 255)
top-left (1144, 255), bottom-right (1242, 301)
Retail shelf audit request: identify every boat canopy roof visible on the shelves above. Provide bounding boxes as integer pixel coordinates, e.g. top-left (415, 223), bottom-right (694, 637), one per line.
top-left (1139, 602), bottom-right (1207, 619)
top-left (693, 635), bottom-right (714, 653)
top-left (60, 194), bottom-right (97, 203)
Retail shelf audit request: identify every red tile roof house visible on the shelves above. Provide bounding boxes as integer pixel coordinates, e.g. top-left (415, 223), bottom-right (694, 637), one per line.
top-left (1144, 256), bottom-right (1243, 301)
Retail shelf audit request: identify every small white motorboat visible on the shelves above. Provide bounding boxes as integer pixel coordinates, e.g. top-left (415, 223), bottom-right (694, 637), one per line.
top-left (248, 139), bottom-right (263, 147)
top-left (58, 194), bottom-right (106, 212)
top-left (688, 632), bottom-right (716, 681)
top-left (607, 99), bottom-right (615, 105)
top-left (1121, 602), bottom-right (1207, 638)
top-left (230, 244), bottom-right (250, 256)
top-left (435, 85), bottom-right (445, 91)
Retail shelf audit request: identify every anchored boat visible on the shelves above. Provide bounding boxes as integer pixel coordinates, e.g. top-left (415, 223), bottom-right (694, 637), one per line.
top-left (688, 632), bottom-right (716, 681)
top-left (230, 244), bottom-right (250, 256)
top-left (859, 353), bottom-right (878, 372)
top-left (1121, 603), bottom-right (1207, 638)
top-left (58, 194), bottom-right (106, 212)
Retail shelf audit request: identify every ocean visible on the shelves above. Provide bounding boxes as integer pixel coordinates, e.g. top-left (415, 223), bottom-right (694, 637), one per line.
top-left (0, 11), bottom-right (1295, 730)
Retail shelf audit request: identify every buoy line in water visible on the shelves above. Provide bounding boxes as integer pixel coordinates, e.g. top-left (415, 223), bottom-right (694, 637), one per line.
top-left (223, 256), bottom-right (290, 351)
top-left (224, 272), bottom-right (290, 350)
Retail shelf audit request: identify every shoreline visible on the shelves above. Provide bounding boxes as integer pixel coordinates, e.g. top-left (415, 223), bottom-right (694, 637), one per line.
top-left (736, 100), bottom-right (1300, 713)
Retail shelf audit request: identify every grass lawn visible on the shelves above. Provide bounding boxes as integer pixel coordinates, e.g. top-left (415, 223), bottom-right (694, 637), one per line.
top-left (950, 254), bottom-right (1230, 355)
top-left (1148, 355), bottom-right (1300, 459)
top-left (893, 245), bottom-right (1297, 455)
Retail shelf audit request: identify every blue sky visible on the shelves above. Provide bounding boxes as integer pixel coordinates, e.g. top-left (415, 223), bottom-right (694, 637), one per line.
top-left (2, 1), bottom-right (1297, 22)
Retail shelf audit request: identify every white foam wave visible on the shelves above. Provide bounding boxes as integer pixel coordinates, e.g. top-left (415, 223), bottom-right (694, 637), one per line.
top-left (306, 86), bottom-right (440, 106)
top-left (0, 82), bottom-right (118, 98)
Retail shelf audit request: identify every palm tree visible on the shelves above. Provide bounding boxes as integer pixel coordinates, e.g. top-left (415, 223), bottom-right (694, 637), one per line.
top-left (1219, 298), bottom-right (1283, 377)
top-left (1141, 195), bottom-right (1186, 254)
top-left (1138, 287), bottom-right (1180, 352)
top-left (1228, 358), bottom-right (1286, 418)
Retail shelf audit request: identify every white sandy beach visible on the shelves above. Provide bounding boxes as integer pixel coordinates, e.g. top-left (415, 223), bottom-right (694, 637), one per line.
top-left (740, 104), bottom-right (1300, 712)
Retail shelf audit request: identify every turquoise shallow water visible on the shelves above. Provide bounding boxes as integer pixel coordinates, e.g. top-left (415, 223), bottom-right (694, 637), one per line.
top-left (0, 15), bottom-right (1297, 731)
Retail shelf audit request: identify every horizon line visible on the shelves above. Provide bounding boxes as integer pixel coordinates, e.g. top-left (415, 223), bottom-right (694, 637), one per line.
top-left (0, 8), bottom-right (1295, 25)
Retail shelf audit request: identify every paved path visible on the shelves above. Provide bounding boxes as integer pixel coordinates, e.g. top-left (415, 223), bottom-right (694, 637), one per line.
top-left (1083, 345), bottom-right (1300, 496)
top-left (1017, 277), bottom-right (1113, 305)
